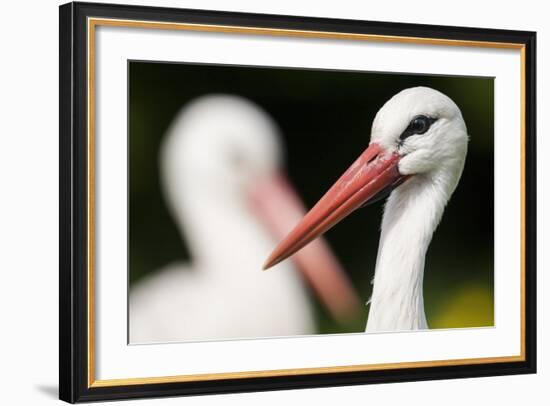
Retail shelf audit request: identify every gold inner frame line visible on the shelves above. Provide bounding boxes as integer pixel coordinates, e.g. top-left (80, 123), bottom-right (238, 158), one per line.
top-left (87, 17), bottom-right (527, 388)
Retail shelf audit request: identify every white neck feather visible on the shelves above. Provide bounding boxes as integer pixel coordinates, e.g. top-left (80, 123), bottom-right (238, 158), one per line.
top-left (167, 182), bottom-right (271, 275)
top-left (366, 173), bottom-right (451, 332)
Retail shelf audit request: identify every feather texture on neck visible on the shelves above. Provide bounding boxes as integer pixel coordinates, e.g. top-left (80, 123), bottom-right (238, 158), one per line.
top-left (366, 169), bottom-right (457, 332)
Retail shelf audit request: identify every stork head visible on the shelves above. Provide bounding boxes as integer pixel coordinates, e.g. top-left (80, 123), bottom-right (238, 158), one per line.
top-left (264, 86), bottom-right (468, 269)
top-left (372, 86), bottom-right (468, 177)
top-left (162, 94), bottom-right (282, 204)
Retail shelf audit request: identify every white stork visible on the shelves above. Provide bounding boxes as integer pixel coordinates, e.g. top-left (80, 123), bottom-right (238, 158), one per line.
top-left (130, 94), bottom-right (361, 343)
top-left (264, 87), bottom-right (468, 332)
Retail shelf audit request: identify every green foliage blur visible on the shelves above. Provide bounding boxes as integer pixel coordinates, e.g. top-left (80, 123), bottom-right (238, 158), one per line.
top-left (129, 61), bottom-right (494, 333)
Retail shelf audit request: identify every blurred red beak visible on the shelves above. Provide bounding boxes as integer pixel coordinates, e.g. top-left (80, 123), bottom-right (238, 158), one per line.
top-left (249, 173), bottom-right (362, 321)
top-left (263, 143), bottom-right (406, 270)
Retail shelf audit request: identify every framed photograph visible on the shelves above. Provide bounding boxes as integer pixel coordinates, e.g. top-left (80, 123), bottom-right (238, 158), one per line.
top-left (59, 1), bottom-right (536, 403)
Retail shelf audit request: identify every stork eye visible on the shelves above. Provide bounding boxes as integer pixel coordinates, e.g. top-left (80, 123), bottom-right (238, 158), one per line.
top-left (399, 115), bottom-right (437, 145)
top-left (410, 116), bottom-right (430, 134)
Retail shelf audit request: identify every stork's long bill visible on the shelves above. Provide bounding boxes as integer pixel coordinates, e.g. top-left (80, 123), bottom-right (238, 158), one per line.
top-left (251, 173), bottom-right (362, 320)
top-left (263, 143), bottom-right (407, 270)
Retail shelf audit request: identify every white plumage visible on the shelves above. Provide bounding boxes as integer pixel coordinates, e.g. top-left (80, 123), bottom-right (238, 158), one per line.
top-left (130, 95), bottom-right (314, 343)
top-left (130, 94), bottom-right (360, 343)
top-left (366, 87), bottom-right (468, 331)
top-left (264, 87), bottom-right (468, 333)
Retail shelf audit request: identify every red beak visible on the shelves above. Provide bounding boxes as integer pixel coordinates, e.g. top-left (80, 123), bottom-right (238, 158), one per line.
top-left (263, 143), bottom-right (406, 270)
top-left (249, 173), bottom-right (362, 321)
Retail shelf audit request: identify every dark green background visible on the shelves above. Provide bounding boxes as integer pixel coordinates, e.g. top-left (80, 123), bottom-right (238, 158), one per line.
top-left (129, 61), bottom-right (494, 333)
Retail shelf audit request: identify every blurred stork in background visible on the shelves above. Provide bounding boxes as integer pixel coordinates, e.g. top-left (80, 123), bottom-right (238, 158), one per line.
top-left (130, 94), bottom-right (361, 343)
top-left (264, 87), bottom-right (468, 332)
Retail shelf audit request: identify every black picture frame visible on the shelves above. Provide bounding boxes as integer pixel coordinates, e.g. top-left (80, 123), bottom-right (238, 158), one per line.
top-left (59, 1), bottom-right (537, 403)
